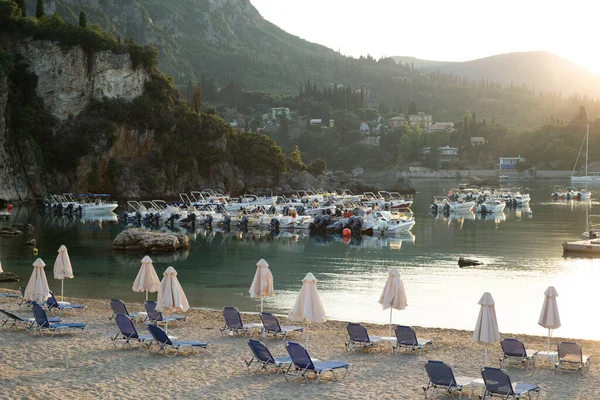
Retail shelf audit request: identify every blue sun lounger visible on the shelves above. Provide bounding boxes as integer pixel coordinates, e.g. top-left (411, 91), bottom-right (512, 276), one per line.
top-left (109, 299), bottom-right (146, 321)
top-left (285, 341), bottom-right (349, 384)
top-left (18, 286), bottom-right (32, 307)
top-left (31, 302), bottom-right (87, 337)
top-left (46, 292), bottom-right (85, 316)
top-left (393, 325), bottom-right (433, 355)
top-left (0, 292), bottom-right (20, 302)
top-left (259, 312), bottom-right (303, 340)
top-left (145, 300), bottom-right (187, 328)
top-left (146, 324), bottom-right (208, 357)
top-left (423, 360), bottom-right (475, 399)
top-left (481, 367), bottom-right (540, 399)
top-left (245, 339), bottom-right (293, 373)
top-left (0, 309), bottom-right (60, 330)
top-left (112, 314), bottom-right (155, 349)
top-left (345, 322), bottom-right (381, 352)
top-left (220, 306), bottom-right (253, 336)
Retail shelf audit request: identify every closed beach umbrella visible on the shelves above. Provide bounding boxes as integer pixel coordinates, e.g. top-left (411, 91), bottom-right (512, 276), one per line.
top-left (249, 258), bottom-right (274, 312)
top-left (24, 258), bottom-right (51, 303)
top-left (472, 292), bottom-right (500, 366)
top-left (288, 272), bottom-right (327, 350)
top-left (156, 266), bottom-right (189, 312)
top-left (0, 261), bottom-right (3, 273)
top-left (132, 255), bottom-right (160, 301)
top-left (378, 268), bottom-right (408, 337)
top-left (538, 286), bottom-right (561, 352)
top-left (53, 245), bottom-right (74, 301)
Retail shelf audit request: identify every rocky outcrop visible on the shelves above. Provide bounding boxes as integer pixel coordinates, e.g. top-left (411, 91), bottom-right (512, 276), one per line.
top-left (0, 227), bottom-right (22, 236)
top-left (0, 272), bottom-right (20, 282)
top-left (18, 40), bottom-right (150, 120)
top-left (113, 228), bottom-right (190, 253)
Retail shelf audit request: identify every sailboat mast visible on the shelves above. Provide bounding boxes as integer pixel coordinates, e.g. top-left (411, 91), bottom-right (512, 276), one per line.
top-left (586, 124), bottom-right (589, 177)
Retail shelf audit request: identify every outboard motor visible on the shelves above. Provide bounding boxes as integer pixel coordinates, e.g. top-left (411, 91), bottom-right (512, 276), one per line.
top-left (444, 203), bottom-right (451, 213)
top-left (296, 205), bottom-right (305, 215)
top-left (119, 211), bottom-right (129, 224)
top-left (188, 212), bottom-right (196, 227)
top-left (480, 204), bottom-right (487, 214)
top-left (430, 203), bottom-right (438, 213)
top-left (334, 208), bottom-right (343, 217)
top-left (268, 205), bottom-right (276, 214)
top-left (270, 218), bottom-right (280, 233)
top-left (326, 220), bottom-right (343, 234)
top-left (240, 215), bottom-right (249, 231)
top-left (203, 214), bottom-right (213, 228)
top-left (222, 215), bottom-right (231, 230)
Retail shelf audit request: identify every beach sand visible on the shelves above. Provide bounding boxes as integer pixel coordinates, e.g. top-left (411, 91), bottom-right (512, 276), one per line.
top-left (0, 292), bottom-right (597, 399)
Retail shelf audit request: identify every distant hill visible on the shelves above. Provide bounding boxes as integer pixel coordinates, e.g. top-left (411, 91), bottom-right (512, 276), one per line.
top-left (421, 51), bottom-right (600, 97)
top-left (390, 56), bottom-right (452, 70)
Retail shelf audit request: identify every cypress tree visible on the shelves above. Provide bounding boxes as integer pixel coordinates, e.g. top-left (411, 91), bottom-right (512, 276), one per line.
top-left (16, 0), bottom-right (26, 17)
top-left (79, 11), bottom-right (87, 27)
top-left (36, 0), bottom-right (45, 18)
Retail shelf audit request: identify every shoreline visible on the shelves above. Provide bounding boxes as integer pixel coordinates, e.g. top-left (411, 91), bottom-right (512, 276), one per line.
top-left (1, 290), bottom-right (599, 398)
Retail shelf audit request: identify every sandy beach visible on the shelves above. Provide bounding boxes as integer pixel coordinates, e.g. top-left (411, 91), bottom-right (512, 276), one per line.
top-left (0, 292), bottom-right (597, 399)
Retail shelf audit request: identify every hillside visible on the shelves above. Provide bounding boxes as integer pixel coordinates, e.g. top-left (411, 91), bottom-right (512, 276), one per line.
top-left (391, 56), bottom-right (452, 70)
top-left (20, 0), bottom-right (600, 131)
top-left (421, 51), bottom-right (600, 97)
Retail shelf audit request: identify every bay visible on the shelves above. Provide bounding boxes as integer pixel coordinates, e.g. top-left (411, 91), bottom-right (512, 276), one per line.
top-left (1, 179), bottom-right (599, 340)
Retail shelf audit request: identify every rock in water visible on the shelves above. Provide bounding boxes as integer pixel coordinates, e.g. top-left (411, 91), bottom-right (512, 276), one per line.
top-left (0, 227), bottom-right (22, 236)
top-left (12, 223), bottom-right (34, 232)
top-left (458, 257), bottom-right (484, 268)
top-left (113, 228), bottom-right (190, 253)
top-left (0, 272), bottom-right (20, 282)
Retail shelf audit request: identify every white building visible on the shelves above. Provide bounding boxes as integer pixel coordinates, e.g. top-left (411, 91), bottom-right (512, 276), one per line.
top-left (271, 107), bottom-right (290, 120)
top-left (359, 122), bottom-right (370, 132)
top-left (408, 112), bottom-right (433, 129)
top-left (428, 122), bottom-right (454, 132)
top-left (438, 145), bottom-right (459, 162)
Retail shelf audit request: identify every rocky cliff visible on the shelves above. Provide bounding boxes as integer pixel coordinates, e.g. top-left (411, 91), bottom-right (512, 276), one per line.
top-left (18, 39), bottom-right (150, 120)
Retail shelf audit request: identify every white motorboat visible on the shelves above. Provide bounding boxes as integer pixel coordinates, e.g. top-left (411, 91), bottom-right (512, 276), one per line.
top-left (563, 239), bottom-right (600, 254)
top-left (431, 196), bottom-right (475, 213)
top-left (476, 200), bottom-right (506, 214)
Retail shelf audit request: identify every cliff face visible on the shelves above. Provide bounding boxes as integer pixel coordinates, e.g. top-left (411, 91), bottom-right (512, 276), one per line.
top-left (18, 39), bottom-right (150, 120)
top-left (0, 38), bottom-right (151, 201)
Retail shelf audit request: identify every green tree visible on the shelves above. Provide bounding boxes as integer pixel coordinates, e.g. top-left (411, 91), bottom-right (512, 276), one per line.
top-left (408, 101), bottom-right (417, 115)
top-left (289, 145), bottom-right (306, 170)
top-left (79, 10), bottom-right (86, 27)
top-left (307, 159), bottom-right (327, 175)
top-left (575, 105), bottom-right (588, 121)
top-left (192, 86), bottom-right (202, 113)
top-left (35, 0), bottom-right (44, 18)
top-left (16, 0), bottom-right (25, 16)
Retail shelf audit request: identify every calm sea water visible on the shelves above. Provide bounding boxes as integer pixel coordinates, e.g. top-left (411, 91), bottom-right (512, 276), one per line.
top-left (2, 180), bottom-right (599, 340)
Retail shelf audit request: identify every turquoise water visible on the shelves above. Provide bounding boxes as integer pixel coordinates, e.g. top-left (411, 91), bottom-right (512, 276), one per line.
top-left (2, 179), bottom-right (600, 339)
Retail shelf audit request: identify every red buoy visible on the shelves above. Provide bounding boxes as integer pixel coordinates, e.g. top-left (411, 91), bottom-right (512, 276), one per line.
top-left (7, 203), bottom-right (12, 213)
top-left (342, 228), bottom-right (351, 237)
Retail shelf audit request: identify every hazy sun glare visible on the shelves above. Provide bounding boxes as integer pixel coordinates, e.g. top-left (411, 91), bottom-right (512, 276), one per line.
top-left (250, 0), bottom-right (600, 73)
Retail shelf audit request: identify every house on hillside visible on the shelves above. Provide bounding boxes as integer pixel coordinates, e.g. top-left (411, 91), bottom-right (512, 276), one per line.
top-left (470, 137), bottom-right (486, 146)
top-left (408, 112), bottom-right (433, 129)
top-left (428, 122), bottom-right (454, 132)
top-left (499, 156), bottom-right (525, 170)
top-left (359, 122), bottom-right (370, 132)
top-left (229, 121), bottom-right (238, 128)
top-left (389, 116), bottom-right (407, 128)
top-left (438, 145), bottom-right (459, 162)
top-left (271, 107), bottom-right (290, 120)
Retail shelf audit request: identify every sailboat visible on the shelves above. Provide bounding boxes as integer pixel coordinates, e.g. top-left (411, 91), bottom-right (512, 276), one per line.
top-left (571, 125), bottom-right (600, 182)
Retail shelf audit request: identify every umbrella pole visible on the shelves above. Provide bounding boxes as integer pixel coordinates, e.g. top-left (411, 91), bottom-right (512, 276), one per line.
top-left (547, 328), bottom-right (551, 352)
top-left (388, 308), bottom-right (393, 337)
top-left (306, 323), bottom-right (310, 350)
top-left (484, 346), bottom-right (488, 367)
top-left (61, 279), bottom-right (64, 302)
top-left (260, 297), bottom-right (264, 313)
top-left (145, 290), bottom-right (148, 301)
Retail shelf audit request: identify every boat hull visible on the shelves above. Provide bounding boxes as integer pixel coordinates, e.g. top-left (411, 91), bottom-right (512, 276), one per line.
top-left (571, 176), bottom-right (600, 182)
top-left (563, 240), bottom-right (600, 253)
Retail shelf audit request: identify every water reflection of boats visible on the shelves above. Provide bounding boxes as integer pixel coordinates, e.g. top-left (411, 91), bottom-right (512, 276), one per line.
top-left (360, 233), bottom-right (415, 250)
top-left (432, 210), bottom-right (476, 221)
top-left (113, 249), bottom-right (190, 264)
top-left (80, 213), bottom-right (118, 223)
top-left (43, 212), bottom-right (118, 228)
top-left (476, 212), bottom-right (506, 222)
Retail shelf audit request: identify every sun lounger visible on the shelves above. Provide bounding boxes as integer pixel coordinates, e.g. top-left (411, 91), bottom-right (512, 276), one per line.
top-left (112, 314), bottom-right (155, 349)
top-left (0, 292), bottom-right (20, 302)
top-left (0, 309), bottom-right (59, 329)
top-left (555, 341), bottom-right (591, 375)
top-left (345, 322), bottom-right (381, 352)
top-left (146, 324), bottom-right (208, 357)
top-left (259, 312), bottom-right (303, 340)
top-left (500, 338), bottom-right (537, 369)
top-left (220, 306), bottom-right (255, 336)
top-left (46, 292), bottom-right (85, 316)
top-left (284, 341), bottom-right (349, 384)
top-left (423, 360), bottom-right (475, 399)
top-left (18, 286), bottom-right (31, 307)
top-left (481, 366), bottom-right (540, 399)
top-left (245, 339), bottom-right (293, 373)
top-left (31, 302), bottom-right (87, 337)
top-left (393, 325), bottom-right (433, 355)
top-left (145, 300), bottom-right (187, 328)
top-left (109, 299), bottom-right (146, 321)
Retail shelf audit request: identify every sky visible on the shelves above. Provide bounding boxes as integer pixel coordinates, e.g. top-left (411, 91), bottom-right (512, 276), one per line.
top-left (250, 0), bottom-right (600, 73)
